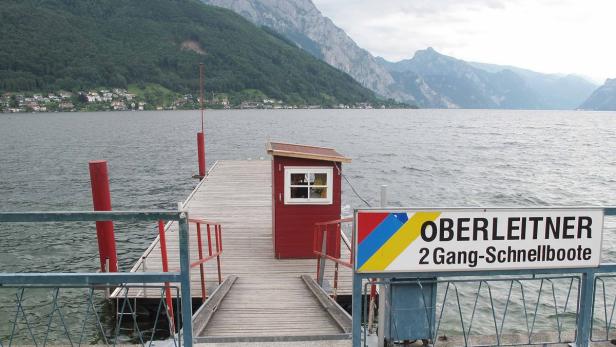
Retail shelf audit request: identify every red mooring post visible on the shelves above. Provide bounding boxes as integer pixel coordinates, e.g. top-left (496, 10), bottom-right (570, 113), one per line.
top-left (197, 132), bottom-right (206, 177)
top-left (89, 160), bottom-right (118, 272)
top-left (197, 62), bottom-right (206, 177)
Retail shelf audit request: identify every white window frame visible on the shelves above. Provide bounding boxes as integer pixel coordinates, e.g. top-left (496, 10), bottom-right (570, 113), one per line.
top-left (284, 167), bottom-right (333, 205)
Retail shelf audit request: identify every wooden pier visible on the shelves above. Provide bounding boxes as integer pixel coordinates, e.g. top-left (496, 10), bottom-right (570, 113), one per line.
top-left (120, 160), bottom-right (352, 341)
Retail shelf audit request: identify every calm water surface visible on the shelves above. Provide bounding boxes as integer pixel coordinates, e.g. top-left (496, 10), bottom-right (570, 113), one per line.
top-left (1, 109), bottom-right (615, 340)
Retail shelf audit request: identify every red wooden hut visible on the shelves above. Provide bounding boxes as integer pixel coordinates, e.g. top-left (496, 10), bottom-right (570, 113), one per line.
top-left (267, 141), bottom-right (351, 259)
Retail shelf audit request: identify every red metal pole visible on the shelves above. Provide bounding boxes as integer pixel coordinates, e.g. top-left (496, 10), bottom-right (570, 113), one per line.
top-left (315, 225), bottom-right (321, 282)
top-left (158, 220), bottom-right (175, 332)
top-left (333, 262), bottom-right (339, 300)
top-left (335, 223), bottom-right (341, 259)
top-left (197, 63), bottom-right (206, 177)
top-left (88, 160), bottom-right (118, 272)
top-left (215, 225), bottom-right (222, 284)
top-left (197, 132), bottom-right (206, 177)
top-left (218, 225), bottom-right (223, 252)
top-left (196, 223), bottom-right (207, 301)
top-left (200, 63), bottom-right (205, 134)
top-left (206, 224), bottom-right (213, 256)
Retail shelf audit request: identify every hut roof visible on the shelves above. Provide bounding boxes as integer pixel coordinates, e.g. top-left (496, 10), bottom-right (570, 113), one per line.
top-left (266, 141), bottom-right (351, 163)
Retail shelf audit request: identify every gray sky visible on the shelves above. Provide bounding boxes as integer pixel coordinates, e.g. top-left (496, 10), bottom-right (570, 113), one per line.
top-left (312, 0), bottom-right (616, 83)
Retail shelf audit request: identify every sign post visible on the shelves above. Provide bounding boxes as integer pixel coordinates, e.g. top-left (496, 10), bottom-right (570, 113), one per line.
top-left (352, 207), bottom-right (604, 346)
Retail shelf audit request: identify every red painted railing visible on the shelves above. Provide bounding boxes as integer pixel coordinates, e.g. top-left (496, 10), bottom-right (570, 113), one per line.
top-left (157, 220), bottom-right (175, 332)
top-left (188, 218), bottom-right (223, 301)
top-left (313, 217), bottom-right (353, 299)
top-left (313, 217), bottom-right (378, 328)
top-left (157, 217), bottom-right (223, 330)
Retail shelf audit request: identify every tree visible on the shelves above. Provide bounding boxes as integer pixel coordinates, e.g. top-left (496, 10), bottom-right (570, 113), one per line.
top-left (9, 95), bottom-right (18, 108)
top-left (76, 93), bottom-right (88, 104)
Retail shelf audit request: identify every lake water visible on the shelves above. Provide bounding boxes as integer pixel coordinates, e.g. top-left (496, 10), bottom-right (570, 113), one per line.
top-left (1, 109), bottom-right (616, 341)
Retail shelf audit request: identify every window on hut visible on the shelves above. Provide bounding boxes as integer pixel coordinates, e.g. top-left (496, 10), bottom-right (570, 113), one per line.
top-left (285, 167), bottom-right (333, 204)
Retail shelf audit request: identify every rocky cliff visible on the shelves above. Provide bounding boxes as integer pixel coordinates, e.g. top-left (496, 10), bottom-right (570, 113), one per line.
top-left (579, 79), bottom-right (616, 110)
top-left (201, 0), bottom-right (403, 101)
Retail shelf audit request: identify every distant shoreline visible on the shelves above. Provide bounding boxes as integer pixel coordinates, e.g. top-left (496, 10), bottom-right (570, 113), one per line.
top-left (4, 108), bottom-right (616, 115)
top-left (1, 104), bottom-right (418, 114)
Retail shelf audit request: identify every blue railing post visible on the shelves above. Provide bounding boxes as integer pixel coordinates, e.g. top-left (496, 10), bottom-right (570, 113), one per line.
top-left (576, 270), bottom-right (595, 347)
top-left (178, 207), bottom-right (193, 347)
top-left (352, 274), bottom-right (363, 347)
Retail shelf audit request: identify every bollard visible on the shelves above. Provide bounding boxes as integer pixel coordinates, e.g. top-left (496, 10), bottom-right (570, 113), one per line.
top-left (88, 160), bottom-right (118, 272)
top-left (197, 132), bottom-right (206, 177)
top-left (380, 185), bottom-right (388, 207)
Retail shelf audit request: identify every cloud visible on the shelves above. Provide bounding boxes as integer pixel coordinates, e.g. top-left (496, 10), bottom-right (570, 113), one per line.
top-left (312, 0), bottom-right (616, 81)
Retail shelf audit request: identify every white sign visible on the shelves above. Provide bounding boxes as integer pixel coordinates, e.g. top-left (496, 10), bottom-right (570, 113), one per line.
top-left (355, 208), bottom-right (604, 273)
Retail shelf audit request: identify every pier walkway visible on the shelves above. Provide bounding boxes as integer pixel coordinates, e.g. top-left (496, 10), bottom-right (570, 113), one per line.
top-left (122, 160), bottom-right (352, 341)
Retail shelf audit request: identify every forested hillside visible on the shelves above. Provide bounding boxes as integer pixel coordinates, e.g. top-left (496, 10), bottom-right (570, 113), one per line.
top-left (0, 0), bottom-right (380, 106)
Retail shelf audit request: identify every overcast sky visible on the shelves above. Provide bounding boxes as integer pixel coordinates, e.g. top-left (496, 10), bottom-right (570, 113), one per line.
top-left (312, 0), bottom-right (616, 83)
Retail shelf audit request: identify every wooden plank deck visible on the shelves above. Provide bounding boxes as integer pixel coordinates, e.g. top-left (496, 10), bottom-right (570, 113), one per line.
top-left (118, 160), bottom-right (352, 338)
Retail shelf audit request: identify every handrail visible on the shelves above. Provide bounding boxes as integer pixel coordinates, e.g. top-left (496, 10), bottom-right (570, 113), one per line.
top-left (314, 217), bottom-right (353, 226)
top-left (341, 228), bottom-right (352, 252)
top-left (188, 217), bottom-right (221, 226)
top-left (190, 218), bottom-right (223, 302)
top-left (316, 217), bottom-right (353, 255)
top-left (0, 210), bottom-right (183, 222)
top-left (313, 216), bottom-right (378, 330)
top-left (313, 218), bottom-right (353, 267)
top-left (158, 217), bottom-right (223, 306)
top-left (313, 217), bottom-right (354, 300)
top-left (0, 209), bottom-right (194, 347)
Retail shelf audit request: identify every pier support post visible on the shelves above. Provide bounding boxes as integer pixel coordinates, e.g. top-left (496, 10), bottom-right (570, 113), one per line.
top-left (317, 227), bottom-right (327, 287)
top-left (371, 185), bottom-right (387, 339)
top-left (197, 132), bottom-right (206, 177)
top-left (352, 275), bottom-right (363, 347)
top-left (178, 202), bottom-right (194, 347)
top-left (89, 160), bottom-right (118, 272)
top-left (576, 270), bottom-right (594, 347)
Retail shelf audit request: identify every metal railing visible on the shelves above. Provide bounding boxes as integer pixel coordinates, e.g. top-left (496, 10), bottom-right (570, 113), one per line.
top-left (592, 274), bottom-right (616, 341)
top-left (0, 210), bottom-right (195, 347)
top-left (156, 218), bottom-right (223, 307)
top-left (314, 216), bottom-right (384, 330)
top-left (360, 275), bottom-right (582, 346)
top-left (354, 267), bottom-right (616, 347)
top-left (2, 284), bottom-right (182, 346)
top-left (188, 218), bottom-right (223, 301)
top-left (313, 217), bottom-right (353, 299)
top-left (350, 208), bottom-right (616, 347)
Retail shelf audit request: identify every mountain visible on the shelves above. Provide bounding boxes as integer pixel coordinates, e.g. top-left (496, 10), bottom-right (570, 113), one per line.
top-left (470, 62), bottom-right (597, 110)
top-left (200, 0), bottom-right (413, 102)
top-left (380, 48), bottom-right (541, 109)
top-left (202, 0), bottom-right (597, 110)
top-left (0, 0), bottom-right (379, 106)
top-left (579, 79), bottom-right (616, 110)
top-left (379, 48), bottom-right (598, 109)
